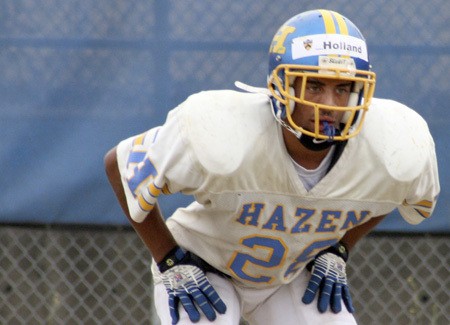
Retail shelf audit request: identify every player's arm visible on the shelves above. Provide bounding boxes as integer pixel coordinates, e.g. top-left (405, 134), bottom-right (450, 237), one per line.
top-left (340, 214), bottom-right (386, 251)
top-left (104, 146), bottom-right (226, 323)
top-left (104, 146), bottom-right (177, 262)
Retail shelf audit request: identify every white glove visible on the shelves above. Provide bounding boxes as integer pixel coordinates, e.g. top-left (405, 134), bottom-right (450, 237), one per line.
top-left (302, 242), bottom-right (354, 314)
top-left (158, 247), bottom-right (227, 324)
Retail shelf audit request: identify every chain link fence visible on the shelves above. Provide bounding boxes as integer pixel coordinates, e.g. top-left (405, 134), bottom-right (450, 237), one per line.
top-left (1, 225), bottom-right (448, 325)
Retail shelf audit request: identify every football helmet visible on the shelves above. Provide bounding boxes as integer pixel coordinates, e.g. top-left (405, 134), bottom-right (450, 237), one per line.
top-left (268, 9), bottom-right (376, 142)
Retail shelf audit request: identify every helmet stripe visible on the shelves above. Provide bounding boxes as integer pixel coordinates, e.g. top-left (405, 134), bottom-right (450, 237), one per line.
top-left (331, 11), bottom-right (350, 58)
top-left (319, 9), bottom-right (336, 34)
top-left (331, 11), bottom-right (349, 35)
top-left (318, 10), bottom-right (350, 36)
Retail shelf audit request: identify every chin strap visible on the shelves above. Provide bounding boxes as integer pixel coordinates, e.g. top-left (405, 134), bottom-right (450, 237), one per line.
top-left (298, 133), bottom-right (336, 151)
top-left (298, 122), bottom-right (342, 151)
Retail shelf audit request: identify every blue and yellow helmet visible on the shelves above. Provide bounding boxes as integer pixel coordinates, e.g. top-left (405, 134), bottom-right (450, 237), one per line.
top-left (268, 9), bottom-right (376, 141)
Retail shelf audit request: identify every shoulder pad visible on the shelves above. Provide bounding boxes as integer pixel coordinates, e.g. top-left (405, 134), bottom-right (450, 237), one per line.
top-left (360, 98), bottom-right (434, 181)
top-left (178, 90), bottom-right (273, 175)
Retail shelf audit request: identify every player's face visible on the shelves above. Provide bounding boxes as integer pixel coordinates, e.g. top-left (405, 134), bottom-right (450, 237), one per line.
top-left (291, 77), bottom-right (352, 134)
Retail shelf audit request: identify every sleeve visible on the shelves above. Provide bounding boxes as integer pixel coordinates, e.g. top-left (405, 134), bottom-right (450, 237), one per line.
top-left (397, 138), bottom-right (440, 225)
top-left (116, 106), bottom-right (203, 223)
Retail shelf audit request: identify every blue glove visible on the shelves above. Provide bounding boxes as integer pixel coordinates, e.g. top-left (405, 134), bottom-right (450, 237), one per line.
top-left (158, 246), bottom-right (227, 324)
top-left (302, 242), bottom-right (355, 314)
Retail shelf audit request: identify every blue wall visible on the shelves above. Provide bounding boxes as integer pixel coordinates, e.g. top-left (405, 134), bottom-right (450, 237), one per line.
top-left (1, 1), bottom-right (448, 232)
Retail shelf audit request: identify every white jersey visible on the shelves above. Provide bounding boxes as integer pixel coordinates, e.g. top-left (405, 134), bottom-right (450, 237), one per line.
top-left (116, 90), bottom-right (439, 289)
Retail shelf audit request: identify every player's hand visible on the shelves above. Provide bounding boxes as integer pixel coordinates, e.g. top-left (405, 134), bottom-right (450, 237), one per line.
top-left (302, 243), bottom-right (355, 314)
top-left (158, 246), bottom-right (227, 324)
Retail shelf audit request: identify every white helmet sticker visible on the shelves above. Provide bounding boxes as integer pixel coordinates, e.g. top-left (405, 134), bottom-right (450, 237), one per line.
top-left (292, 34), bottom-right (368, 62)
top-left (318, 56), bottom-right (357, 76)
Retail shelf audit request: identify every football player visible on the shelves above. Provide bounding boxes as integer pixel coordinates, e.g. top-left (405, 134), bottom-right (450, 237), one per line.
top-left (105, 9), bottom-right (439, 325)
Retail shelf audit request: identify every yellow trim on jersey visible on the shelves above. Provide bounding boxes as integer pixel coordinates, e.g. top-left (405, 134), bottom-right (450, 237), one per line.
top-left (133, 132), bottom-right (146, 146)
top-left (415, 209), bottom-right (431, 218)
top-left (402, 199), bottom-right (434, 219)
top-left (403, 199), bottom-right (433, 208)
top-left (138, 195), bottom-right (154, 212)
top-left (162, 184), bottom-right (171, 195)
top-left (413, 200), bottom-right (434, 208)
top-left (148, 183), bottom-right (162, 197)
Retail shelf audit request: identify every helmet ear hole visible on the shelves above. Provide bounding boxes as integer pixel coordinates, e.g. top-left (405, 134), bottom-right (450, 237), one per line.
top-left (288, 86), bottom-right (295, 114)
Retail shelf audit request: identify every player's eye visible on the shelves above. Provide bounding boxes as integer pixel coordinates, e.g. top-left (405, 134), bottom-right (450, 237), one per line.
top-left (336, 84), bottom-right (352, 95)
top-left (305, 81), bottom-right (322, 94)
